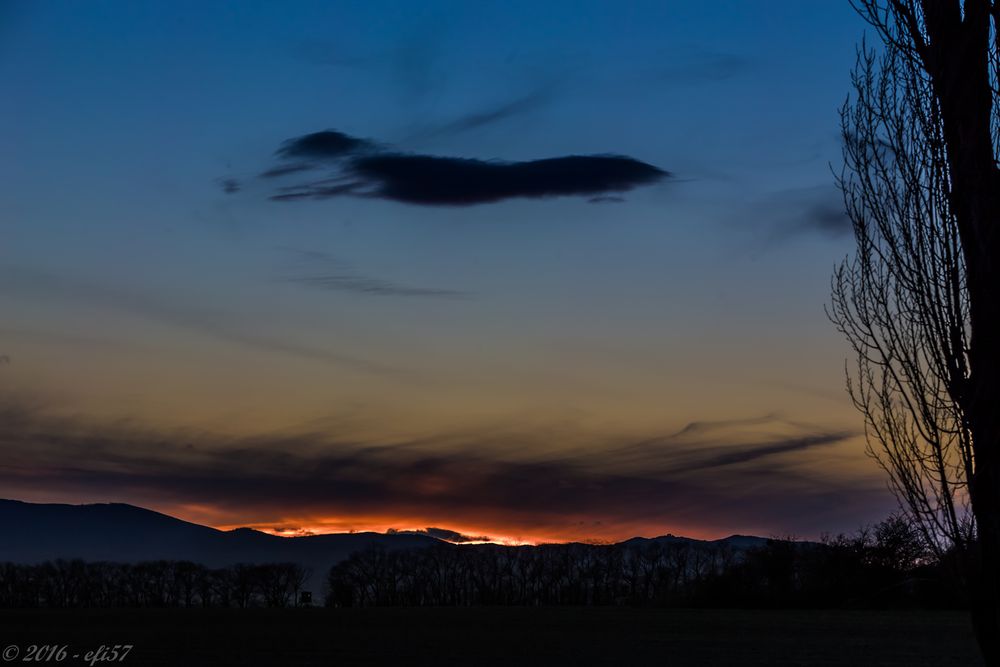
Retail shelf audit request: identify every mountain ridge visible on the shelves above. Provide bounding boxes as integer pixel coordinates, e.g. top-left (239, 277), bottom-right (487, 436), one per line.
top-left (0, 498), bottom-right (777, 548)
top-left (0, 499), bottom-right (776, 593)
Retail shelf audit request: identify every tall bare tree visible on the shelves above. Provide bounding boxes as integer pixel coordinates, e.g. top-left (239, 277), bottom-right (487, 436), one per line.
top-left (830, 1), bottom-right (1000, 661)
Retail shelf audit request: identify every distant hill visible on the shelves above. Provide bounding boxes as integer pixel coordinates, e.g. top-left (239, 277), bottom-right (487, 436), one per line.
top-left (0, 499), bottom-right (777, 594)
top-left (0, 499), bottom-right (438, 594)
top-left (620, 533), bottom-right (771, 550)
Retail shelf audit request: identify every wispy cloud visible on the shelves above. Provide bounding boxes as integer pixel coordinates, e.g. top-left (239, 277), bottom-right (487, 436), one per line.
top-left (288, 274), bottom-right (468, 298)
top-left (762, 186), bottom-right (851, 242)
top-left (609, 415), bottom-right (855, 477)
top-left (279, 248), bottom-right (470, 299)
top-left (0, 266), bottom-right (398, 377)
top-left (729, 185), bottom-right (851, 252)
top-left (656, 52), bottom-right (753, 83)
top-left (216, 178), bottom-right (241, 194)
top-left (403, 86), bottom-right (555, 143)
top-left (258, 163), bottom-right (319, 179)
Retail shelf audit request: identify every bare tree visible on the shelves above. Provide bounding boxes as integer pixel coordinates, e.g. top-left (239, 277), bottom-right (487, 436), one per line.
top-left (829, 1), bottom-right (1000, 660)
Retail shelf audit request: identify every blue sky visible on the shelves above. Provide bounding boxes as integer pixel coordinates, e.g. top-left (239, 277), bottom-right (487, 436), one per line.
top-left (0, 1), bottom-right (893, 541)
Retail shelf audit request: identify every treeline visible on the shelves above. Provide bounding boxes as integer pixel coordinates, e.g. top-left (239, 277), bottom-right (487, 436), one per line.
top-left (326, 516), bottom-right (964, 609)
top-left (0, 516), bottom-right (967, 610)
top-left (0, 561), bottom-right (309, 608)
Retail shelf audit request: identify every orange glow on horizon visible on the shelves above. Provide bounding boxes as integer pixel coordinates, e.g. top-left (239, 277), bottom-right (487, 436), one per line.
top-left (157, 498), bottom-right (800, 546)
top-left (213, 519), bottom-right (545, 545)
top-left (195, 510), bottom-right (739, 545)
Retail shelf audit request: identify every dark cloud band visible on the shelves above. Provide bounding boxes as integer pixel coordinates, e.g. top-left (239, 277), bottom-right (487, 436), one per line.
top-left (0, 401), bottom-right (882, 538)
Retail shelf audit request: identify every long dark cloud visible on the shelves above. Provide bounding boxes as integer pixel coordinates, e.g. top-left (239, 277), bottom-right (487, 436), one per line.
top-left (0, 401), bottom-right (885, 538)
top-left (352, 154), bottom-right (666, 206)
top-left (257, 129), bottom-right (669, 206)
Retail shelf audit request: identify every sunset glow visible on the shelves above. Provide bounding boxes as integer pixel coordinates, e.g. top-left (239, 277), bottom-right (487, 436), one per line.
top-left (0, 0), bottom-right (895, 542)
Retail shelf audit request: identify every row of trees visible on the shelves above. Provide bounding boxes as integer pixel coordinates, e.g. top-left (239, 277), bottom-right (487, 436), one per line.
top-left (0, 518), bottom-right (962, 610)
top-left (0, 560), bottom-right (309, 609)
top-left (325, 516), bottom-right (960, 609)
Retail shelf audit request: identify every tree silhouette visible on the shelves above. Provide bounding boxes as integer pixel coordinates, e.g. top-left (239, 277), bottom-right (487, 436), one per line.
top-left (0, 523), bottom-right (953, 611)
top-left (829, 1), bottom-right (1000, 660)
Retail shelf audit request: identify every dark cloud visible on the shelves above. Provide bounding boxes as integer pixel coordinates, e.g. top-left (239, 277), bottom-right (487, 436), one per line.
top-left (0, 402), bottom-right (885, 538)
top-left (258, 129), bottom-right (669, 206)
top-left (276, 130), bottom-right (377, 160)
top-left (351, 153), bottom-right (666, 206)
top-left (301, 153), bottom-right (668, 206)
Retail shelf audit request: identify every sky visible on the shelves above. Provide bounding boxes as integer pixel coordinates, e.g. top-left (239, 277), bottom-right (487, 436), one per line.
top-left (0, 0), bottom-right (897, 543)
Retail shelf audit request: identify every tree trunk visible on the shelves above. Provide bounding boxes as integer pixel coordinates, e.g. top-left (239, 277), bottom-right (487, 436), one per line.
top-left (966, 230), bottom-right (1000, 666)
top-left (919, 2), bottom-right (1000, 662)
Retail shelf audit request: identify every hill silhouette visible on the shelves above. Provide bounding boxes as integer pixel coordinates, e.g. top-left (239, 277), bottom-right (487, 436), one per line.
top-left (0, 500), bottom-right (955, 611)
top-left (0, 499), bottom-right (439, 593)
top-left (0, 499), bottom-right (775, 594)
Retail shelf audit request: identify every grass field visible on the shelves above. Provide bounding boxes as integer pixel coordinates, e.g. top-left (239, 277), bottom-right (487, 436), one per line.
top-left (0, 607), bottom-right (983, 666)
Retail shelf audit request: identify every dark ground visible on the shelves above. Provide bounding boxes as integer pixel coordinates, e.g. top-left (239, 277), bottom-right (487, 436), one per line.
top-left (0, 607), bottom-right (983, 666)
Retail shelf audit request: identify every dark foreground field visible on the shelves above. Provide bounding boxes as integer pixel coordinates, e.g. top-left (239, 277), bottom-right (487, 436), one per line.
top-left (0, 607), bottom-right (982, 666)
